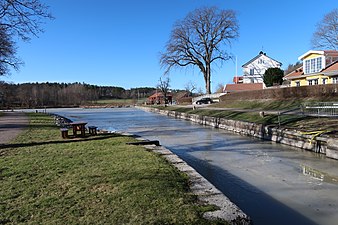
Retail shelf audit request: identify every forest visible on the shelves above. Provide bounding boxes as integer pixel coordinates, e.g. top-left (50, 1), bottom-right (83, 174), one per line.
top-left (0, 82), bottom-right (156, 108)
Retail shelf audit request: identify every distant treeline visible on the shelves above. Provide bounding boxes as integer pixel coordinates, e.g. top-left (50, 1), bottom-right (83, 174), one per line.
top-left (0, 82), bottom-right (156, 108)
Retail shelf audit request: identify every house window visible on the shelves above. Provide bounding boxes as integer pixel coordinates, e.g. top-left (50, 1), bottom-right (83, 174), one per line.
top-left (322, 78), bottom-right (327, 85)
top-left (314, 79), bottom-right (319, 85)
top-left (305, 57), bottom-right (322, 74)
top-left (316, 57), bottom-right (322, 71)
top-left (250, 69), bottom-right (254, 75)
top-left (305, 60), bottom-right (310, 74)
top-left (308, 79), bottom-right (318, 85)
top-left (333, 77), bottom-right (338, 84)
top-left (310, 59), bottom-right (316, 73)
top-left (295, 81), bottom-right (300, 87)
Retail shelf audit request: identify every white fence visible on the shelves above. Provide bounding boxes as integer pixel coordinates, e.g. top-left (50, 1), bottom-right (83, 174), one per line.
top-left (302, 102), bottom-right (338, 117)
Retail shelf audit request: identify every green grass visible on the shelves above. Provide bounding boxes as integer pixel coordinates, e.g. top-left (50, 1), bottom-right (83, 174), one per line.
top-left (153, 106), bottom-right (337, 136)
top-left (155, 106), bottom-right (303, 125)
top-left (214, 99), bottom-right (305, 110)
top-left (0, 113), bottom-right (220, 224)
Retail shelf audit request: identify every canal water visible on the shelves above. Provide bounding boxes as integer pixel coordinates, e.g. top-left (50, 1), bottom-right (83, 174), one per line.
top-left (48, 107), bottom-right (338, 225)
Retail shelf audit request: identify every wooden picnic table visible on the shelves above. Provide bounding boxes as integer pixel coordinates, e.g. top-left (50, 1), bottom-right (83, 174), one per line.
top-left (70, 121), bottom-right (87, 137)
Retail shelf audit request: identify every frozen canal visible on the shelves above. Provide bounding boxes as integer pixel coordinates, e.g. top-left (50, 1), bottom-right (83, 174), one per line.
top-left (49, 107), bottom-right (338, 225)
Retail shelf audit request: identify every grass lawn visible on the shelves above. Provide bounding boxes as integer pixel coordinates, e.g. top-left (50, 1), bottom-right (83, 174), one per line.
top-left (214, 99), bottom-right (305, 110)
top-left (0, 113), bottom-right (219, 224)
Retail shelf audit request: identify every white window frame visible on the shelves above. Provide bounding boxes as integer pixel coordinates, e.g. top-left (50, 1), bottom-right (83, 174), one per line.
top-left (322, 78), bottom-right (327, 85)
top-left (314, 79), bottom-right (318, 85)
top-left (305, 60), bottom-right (310, 74)
top-left (308, 79), bottom-right (318, 85)
top-left (316, 57), bottom-right (322, 71)
top-left (333, 77), bottom-right (338, 84)
top-left (304, 57), bottom-right (323, 74)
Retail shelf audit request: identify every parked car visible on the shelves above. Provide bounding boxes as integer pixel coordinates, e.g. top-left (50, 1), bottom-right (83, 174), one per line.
top-left (195, 97), bottom-right (213, 105)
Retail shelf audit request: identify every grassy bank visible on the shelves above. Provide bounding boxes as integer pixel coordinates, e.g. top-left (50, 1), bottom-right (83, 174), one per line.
top-left (153, 102), bottom-right (337, 137)
top-left (0, 113), bottom-right (218, 224)
top-left (214, 99), bottom-right (304, 110)
top-left (154, 105), bottom-right (305, 126)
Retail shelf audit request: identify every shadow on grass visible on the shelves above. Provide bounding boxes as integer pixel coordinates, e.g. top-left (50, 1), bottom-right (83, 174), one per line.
top-left (0, 133), bottom-right (124, 151)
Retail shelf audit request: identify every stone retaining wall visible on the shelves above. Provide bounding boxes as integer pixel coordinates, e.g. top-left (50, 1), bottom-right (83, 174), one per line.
top-left (138, 106), bottom-right (338, 160)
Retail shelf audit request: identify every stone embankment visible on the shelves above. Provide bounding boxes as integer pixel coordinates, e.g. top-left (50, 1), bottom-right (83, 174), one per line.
top-left (138, 106), bottom-right (338, 160)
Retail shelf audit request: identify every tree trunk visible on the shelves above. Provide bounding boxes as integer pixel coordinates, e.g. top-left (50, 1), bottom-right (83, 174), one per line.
top-left (204, 64), bottom-right (211, 94)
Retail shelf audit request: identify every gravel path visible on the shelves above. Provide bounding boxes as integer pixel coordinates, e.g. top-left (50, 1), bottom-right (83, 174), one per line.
top-left (0, 111), bottom-right (29, 144)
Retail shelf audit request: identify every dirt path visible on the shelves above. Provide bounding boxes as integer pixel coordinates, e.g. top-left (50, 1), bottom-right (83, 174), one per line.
top-left (0, 111), bottom-right (29, 144)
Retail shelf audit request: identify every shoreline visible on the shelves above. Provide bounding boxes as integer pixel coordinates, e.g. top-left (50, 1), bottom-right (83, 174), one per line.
top-left (115, 131), bottom-right (252, 224)
top-left (51, 113), bottom-right (252, 224)
top-left (137, 106), bottom-right (338, 160)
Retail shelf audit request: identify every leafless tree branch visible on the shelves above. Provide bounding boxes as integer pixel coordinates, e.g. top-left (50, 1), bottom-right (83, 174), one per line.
top-left (311, 8), bottom-right (338, 50)
top-left (160, 6), bottom-right (239, 94)
top-left (0, 0), bottom-right (53, 76)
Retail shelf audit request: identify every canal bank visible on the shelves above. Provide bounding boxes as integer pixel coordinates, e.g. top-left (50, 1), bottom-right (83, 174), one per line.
top-left (120, 132), bottom-right (251, 225)
top-left (51, 111), bottom-right (252, 224)
top-left (45, 107), bottom-right (338, 225)
top-left (138, 106), bottom-right (338, 160)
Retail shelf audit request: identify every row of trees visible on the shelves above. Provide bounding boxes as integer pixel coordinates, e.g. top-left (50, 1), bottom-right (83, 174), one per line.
top-left (0, 2), bottom-right (337, 97)
top-left (0, 82), bottom-right (155, 108)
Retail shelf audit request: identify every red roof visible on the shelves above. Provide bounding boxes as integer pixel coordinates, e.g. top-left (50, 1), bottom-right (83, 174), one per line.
top-left (284, 67), bottom-right (304, 80)
top-left (284, 60), bottom-right (338, 80)
top-left (322, 60), bottom-right (338, 72)
top-left (324, 50), bottom-right (338, 55)
top-left (224, 83), bottom-right (264, 93)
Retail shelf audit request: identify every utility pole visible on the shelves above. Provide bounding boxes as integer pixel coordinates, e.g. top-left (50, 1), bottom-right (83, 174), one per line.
top-left (235, 55), bottom-right (238, 84)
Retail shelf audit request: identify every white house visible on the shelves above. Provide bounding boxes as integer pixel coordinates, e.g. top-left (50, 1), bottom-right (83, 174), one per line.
top-left (242, 51), bottom-right (282, 84)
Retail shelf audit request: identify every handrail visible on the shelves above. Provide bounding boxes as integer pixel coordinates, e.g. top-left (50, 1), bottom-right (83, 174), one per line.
top-left (302, 102), bottom-right (338, 117)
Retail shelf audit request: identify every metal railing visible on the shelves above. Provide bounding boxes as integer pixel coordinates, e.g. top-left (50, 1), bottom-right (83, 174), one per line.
top-left (302, 102), bottom-right (338, 117)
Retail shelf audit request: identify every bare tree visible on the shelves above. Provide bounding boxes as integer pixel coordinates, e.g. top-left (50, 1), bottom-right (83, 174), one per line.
top-left (157, 76), bottom-right (170, 106)
top-left (0, 27), bottom-right (22, 75)
top-left (184, 81), bottom-right (196, 96)
top-left (312, 8), bottom-right (338, 50)
top-left (0, 0), bottom-right (53, 75)
top-left (160, 6), bottom-right (239, 94)
top-left (215, 82), bottom-right (225, 93)
top-left (284, 61), bottom-right (302, 75)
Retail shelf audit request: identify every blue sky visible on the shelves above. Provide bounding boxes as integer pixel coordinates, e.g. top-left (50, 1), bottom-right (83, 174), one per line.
top-left (2, 0), bottom-right (338, 92)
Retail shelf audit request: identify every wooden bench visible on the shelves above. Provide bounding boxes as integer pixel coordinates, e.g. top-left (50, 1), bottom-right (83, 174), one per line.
top-left (60, 128), bottom-right (69, 139)
top-left (88, 126), bottom-right (98, 135)
top-left (70, 122), bottom-right (87, 137)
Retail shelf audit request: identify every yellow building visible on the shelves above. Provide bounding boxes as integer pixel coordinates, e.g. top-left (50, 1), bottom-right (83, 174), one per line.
top-left (284, 50), bottom-right (338, 87)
